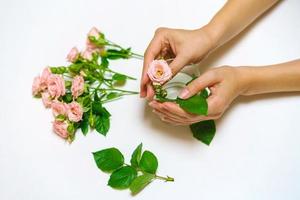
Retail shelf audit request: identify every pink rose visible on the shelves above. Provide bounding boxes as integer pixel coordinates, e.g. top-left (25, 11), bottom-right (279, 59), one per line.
top-left (81, 49), bottom-right (93, 61)
top-left (47, 74), bottom-right (66, 98)
top-left (52, 120), bottom-right (69, 139)
top-left (51, 101), bottom-right (67, 117)
top-left (41, 67), bottom-right (51, 86)
top-left (32, 76), bottom-right (42, 96)
top-left (66, 47), bottom-right (79, 63)
top-left (67, 102), bottom-right (83, 122)
top-left (147, 60), bottom-right (172, 84)
top-left (71, 75), bottom-right (84, 98)
top-left (41, 92), bottom-right (52, 108)
top-left (88, 27), bottom-right (100, 39)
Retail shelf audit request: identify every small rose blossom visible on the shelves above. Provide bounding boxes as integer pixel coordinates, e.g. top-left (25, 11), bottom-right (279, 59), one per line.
top-left (67, 102), bottom-right (83, 122)
top-left (88, 27), bottom-right (101, 39)
top-left (66, 47), bottom-right (79, 63)
top-left (71, 75), bottom-right (84, 98)
top-left (51, 101), bottom-right (67, 117)
top-left (41, 92), bottom-right (52, 108)
top-left (81, 49), bottom-right (93, 61)
top-left (52, 120), bottom-right (69, 139)
top-left (32, 76), bottom-right (42, 96)
top-left (47, 74), bottom-right (66, 98)
top-left (41, 67), bottom-right (51, 85)
top-left (147, 60), bottom-right (172, 84)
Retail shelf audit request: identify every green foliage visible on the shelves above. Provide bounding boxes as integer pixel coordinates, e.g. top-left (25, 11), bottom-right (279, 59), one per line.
top-left (176, 94), bottom-right (208, 115)
top-left (93, 144), bottom-right (173, 195)
top-left (93, 148), bottom-right (124, 172)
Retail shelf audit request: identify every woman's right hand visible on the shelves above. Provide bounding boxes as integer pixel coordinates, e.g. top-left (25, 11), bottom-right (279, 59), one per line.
top-left (140, 26), bottom-right (217, 99)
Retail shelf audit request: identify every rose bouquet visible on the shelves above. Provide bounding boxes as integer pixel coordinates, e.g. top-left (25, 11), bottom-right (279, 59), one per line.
top-left (32, 27), bottom-right (142, 143)
top-left (147, 59), bottom-right (216, 145)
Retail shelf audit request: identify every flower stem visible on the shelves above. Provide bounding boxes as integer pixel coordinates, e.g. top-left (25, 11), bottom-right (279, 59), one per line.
top-left (155, 174), bottom-right (174, 182)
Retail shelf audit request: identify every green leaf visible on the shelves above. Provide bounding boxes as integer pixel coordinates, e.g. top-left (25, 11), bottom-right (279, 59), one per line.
top-left (139, 151), bottom-right (158, 174)
top-left (112, 73), bottom-right (127, 81)
top-left (200, 89), bottom-right (209, 99)
top-left (61, 92), bottom-right (73, 103)
top-left (130, 143), bottom-right (143, 167)
top-left (190, 120), bottom-right (216, 145)
top-left (176, 94), bottom-right (208, 115)
top-left (106, 92), bottom-right (121, 100)
top-left (130, 173), bottom-right (155, 195)
top-left (80, 117), bottom-right (89, 136)
top-left (101, 57), bottom-right (109, 68)
top-left (108, 166), bottom-right (137, 189)
top-left (92, 148), bottom-right (124, 172)
top-left (95, 115), bottom-right (110, 136)
top-left (92, 102), bottom-right (111, 117)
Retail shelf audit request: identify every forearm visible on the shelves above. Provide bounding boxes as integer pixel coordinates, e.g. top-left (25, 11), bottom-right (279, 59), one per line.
top-left (239, 59), bottom-right (300, 95)
top-left (204, 0), bottom-right (279, 48)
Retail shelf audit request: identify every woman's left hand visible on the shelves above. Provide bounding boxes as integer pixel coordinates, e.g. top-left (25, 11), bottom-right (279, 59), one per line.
top-left (149, 66), bottom-right (249, 125)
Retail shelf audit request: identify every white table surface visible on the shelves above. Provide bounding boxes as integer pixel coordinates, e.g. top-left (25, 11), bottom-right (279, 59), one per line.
top-left (0, 0), bottom-right (300, 199)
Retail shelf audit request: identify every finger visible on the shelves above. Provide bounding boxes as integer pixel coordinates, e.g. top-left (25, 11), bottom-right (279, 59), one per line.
top-left (178, 70), bottom-right (220, 99)
top-left (149, 101), bottom-right (189, 120)
top-left (152, 108), bottom-right (186, 122)
top-left (168, 54), bottom-right (189, 77)
top-left (155, 113), bottom-right (187, 126)
top-left (162, 102), bottom-right (207, 120)
top-left (150, 101), bottom-right (208, 123)
top-left (140, 36), bottom-right (162, 98)
top-left (146, 83), bottom-right (155, 100)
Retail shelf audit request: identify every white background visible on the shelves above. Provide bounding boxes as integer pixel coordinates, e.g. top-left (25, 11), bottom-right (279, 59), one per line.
top-left (0, 0), bottom-right (300, 200)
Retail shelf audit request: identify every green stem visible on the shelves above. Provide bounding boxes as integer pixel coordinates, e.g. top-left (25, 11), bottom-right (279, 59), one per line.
top-left (155, 175), bottom-right (174, 182)
top-left (124, 163), bottom-right (174, 182)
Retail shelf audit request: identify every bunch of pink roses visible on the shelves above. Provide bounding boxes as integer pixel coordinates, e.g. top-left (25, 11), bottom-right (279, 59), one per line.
top-left (33, 67), bottom-right (84, 141)
top-left (32, 27), bottom-right (142, 142)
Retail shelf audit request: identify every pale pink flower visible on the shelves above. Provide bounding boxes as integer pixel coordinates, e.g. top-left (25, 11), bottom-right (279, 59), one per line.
top-left (41, 67), bottom-right (51, 85)
top-left (51, 101), bottom-right (67, 117)
top-left (147, 60), bottom-right (172, 84)
top-left (67, 102), bottom-right (83, 122)
top-left (81, 49), bottom-right (93, 61)
top-left (66, 47), bottom-right (79, 63)
top-left (71, 75), bottom-right (84, 98)
top-left (47, 74), bottom-right (66, 98)
top-left (32, 76), bottom-right (42, 96)
top-left (88, 27), bottom-right (100, 39)
top-left (52, 120), bottom-right (69, 139)
top-left (41, 92), bottom-right (52, 108)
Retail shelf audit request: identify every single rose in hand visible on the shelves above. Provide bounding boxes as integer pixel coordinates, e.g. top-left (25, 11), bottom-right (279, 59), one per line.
top-left (51, 101), bottom-right (67, 117)
top-left (47, 74), bottom-right (66, 98)
top-left (67, 47), bottom-right (79, 63)
top-left (41, 92), bottom-right (52, 108)
top-left (71, 75), bottom-right (85, 99)
top-left (52, 120), bottom-right (69, 139)
top-left (147, 60), bottom-right (172, 84)
top-left (67, 102), bottom-right (83, 122)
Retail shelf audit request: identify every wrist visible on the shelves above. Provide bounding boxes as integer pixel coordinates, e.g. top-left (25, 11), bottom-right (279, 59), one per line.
top-left (235, 67), bottom-right (258, 96)
top-left (200, 21), bottom-right (227, 50)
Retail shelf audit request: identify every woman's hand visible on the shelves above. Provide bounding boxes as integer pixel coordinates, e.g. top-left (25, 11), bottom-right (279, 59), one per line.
top-left (140, 26), bottom-right (217, 99)
top-left (148, 66), bottom-right (248, 125)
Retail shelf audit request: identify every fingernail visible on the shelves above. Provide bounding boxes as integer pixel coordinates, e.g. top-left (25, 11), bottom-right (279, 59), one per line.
top-left (179, 88), bottom-right (189, 99)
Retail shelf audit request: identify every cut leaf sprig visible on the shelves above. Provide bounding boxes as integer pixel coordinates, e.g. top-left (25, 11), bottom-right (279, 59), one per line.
top-left (93, 143), bottom-right (174, 195)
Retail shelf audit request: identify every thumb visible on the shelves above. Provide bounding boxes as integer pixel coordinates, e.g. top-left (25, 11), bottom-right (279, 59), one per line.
top-left (178, 71), bottom-right (219, 99)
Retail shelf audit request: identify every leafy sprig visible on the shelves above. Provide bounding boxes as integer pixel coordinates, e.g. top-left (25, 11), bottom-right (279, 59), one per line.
top-left (93, 143), bottom-right (174, 195)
